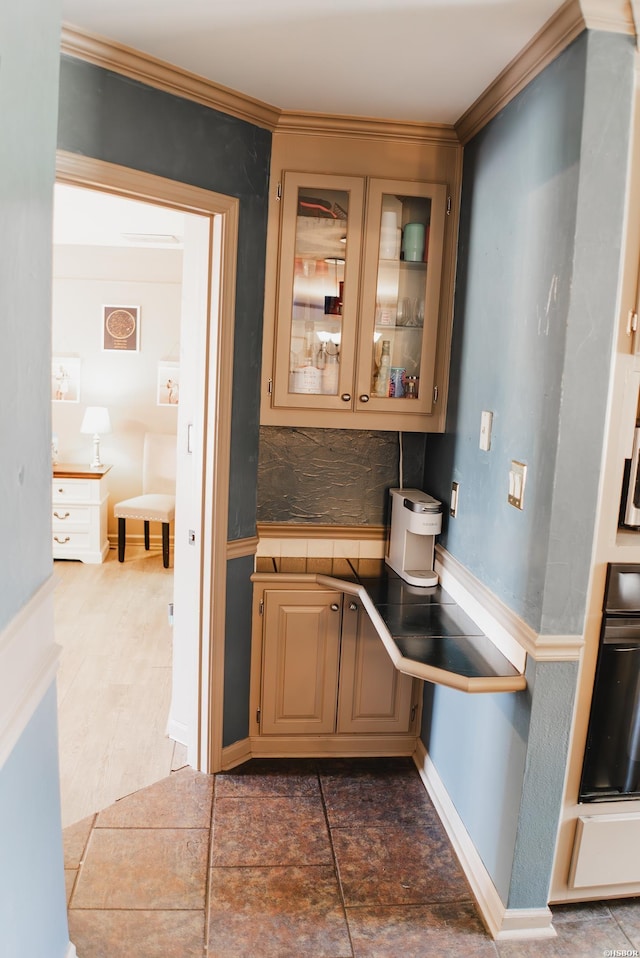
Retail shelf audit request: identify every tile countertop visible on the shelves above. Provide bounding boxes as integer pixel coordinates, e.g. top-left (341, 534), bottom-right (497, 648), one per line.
top-left (253, 557), bottom-right (527, 694)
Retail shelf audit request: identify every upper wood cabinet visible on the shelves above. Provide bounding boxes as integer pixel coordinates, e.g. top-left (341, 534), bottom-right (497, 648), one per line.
top-left (261, 169), bottom-right (451, 431)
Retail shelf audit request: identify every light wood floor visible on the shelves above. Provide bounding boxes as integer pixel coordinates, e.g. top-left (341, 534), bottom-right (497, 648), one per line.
top-left (54, 545), bottom-right (186, 828)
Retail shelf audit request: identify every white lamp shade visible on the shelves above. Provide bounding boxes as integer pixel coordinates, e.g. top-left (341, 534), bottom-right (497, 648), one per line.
top-left (80, 406), bottom-right (112, 435)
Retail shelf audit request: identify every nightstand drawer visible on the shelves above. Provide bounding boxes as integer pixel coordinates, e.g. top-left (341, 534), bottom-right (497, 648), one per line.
top-left (52, 505), bottom-right (91, 527)
top-left (52, 531), bottom-right (90, 555)
top-left (52, 479), bottom-right (92, 501)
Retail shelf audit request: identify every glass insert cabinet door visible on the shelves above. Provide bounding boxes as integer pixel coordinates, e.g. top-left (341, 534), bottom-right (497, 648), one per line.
top-left (271, 171), bottom-right (446, 418)
top-left (272, 171), bottom-right (365, 409)
top-left (356, 178), bottom-right (447, 415)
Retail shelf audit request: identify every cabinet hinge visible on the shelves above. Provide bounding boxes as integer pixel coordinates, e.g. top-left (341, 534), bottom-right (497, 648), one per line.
top-left (256, 707), bottom-right (261, 725)
top-left (433, 385), bottom-right (438, 404)
top-left (267, 378), bottom-right (273, 395)
top-left (446, 194), bottom-right (452, 216)
top-left (276, 182), bottom-right (282, 201)
top-left (259, 599), bottom-right (264, 615)
top-left (411, 704), bottom-right (417, 723)
top-left (627, 309), bottom-right (638, 336)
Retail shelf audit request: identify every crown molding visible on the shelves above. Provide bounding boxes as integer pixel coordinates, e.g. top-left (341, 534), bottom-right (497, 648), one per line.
top-left (62, 0), bottom-right (636, 151)
top-left (61, 24), bottom-right (281, 132)
top-left (581, 0), bottom-right (636, 33)
top-left (455, 0), bottom-right (635, 145)
top-left (275, 110), bottom-right (459, 145)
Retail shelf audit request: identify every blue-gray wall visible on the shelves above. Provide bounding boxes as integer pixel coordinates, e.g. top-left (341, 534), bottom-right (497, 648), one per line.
top-left (0, 1), bottom-right (69, 953)
top-left (0, 688), bottom-right (69, 956)
top-left (422, 30), bottom-right (634, 908)
top-left (57, 58), bottom-right (272, 748)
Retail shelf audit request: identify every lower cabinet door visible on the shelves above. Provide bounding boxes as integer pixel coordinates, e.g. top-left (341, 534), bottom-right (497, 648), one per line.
top-left (261, 589), bottom-right (342, 735)
top-left (337, 599), bottom-right (416, 734)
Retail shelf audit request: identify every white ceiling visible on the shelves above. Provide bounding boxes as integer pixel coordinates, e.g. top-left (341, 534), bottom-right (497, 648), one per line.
top-left (61, 0), bottom-right (568, 124)
top-left (54, 185), bottom-right (186, 247)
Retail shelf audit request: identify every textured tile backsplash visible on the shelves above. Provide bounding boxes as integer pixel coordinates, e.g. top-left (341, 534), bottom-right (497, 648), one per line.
top-left (257, 427), bottom-right (426, 525)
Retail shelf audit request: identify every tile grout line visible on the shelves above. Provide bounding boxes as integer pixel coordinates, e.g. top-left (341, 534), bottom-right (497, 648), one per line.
top-left (317, 765), bottom-right (356, 958)
top-left (203, 773), bottom-right (219, 957)
top-left (66, 812), bottom-right (98, 911)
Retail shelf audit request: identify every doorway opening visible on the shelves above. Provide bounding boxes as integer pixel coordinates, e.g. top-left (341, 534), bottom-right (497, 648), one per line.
top-left (53, 151), bottom-right (239, 824)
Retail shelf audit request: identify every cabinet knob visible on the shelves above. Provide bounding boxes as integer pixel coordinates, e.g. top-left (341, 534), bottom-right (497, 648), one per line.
top-left (330, 603), bottom-right (340, 611)
top-left (340, 393), bottom-right (351, 403)
top-left (349, 602), bottom-right (358, 612)
top-left (359, 394), bottom-right (370, 403)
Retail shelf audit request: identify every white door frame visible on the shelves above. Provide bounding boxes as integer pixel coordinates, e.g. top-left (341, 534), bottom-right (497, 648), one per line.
top-left (55, 150), bottom-right (239, 773)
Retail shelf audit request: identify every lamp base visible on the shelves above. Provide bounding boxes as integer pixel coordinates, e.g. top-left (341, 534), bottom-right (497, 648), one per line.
top-left (89, 434), bottom-right (103, 469)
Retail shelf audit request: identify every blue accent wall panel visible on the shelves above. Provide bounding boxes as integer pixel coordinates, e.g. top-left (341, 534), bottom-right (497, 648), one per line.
top-left (0, 686), bottom-right (68, 957)
top-left (223, 555), bottom-right (255, 747)
top-left (423, 676), bottom-right (531, 901)
top-left (422, 31), bottom-right (634, 910)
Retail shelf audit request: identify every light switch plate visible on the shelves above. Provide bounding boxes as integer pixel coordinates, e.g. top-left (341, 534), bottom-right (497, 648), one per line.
top-left (480, 410), bottom-right (493, 451)
top-left (508, 460), bottom-right (527, 510)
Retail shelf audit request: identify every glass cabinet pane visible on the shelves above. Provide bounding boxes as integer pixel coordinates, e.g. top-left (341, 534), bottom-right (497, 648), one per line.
top-left (288, 186), bottom-right (350, 397)
top-left (370, 192), bottom-right (432, 402)
top-left (273, 171), bottom-right (364, 412)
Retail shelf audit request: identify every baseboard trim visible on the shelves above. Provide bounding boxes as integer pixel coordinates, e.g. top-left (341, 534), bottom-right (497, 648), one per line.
top-left (0, 577), bottom-right (60, 770)
top-left (413, 740), bottom-right (556, 940)
top-left (165, 716), bottom-right (189, 747)
top-left (248, 734), bottom-right (417, 758)
top-left (221, 737), bottom-right (252, 770)
top-left (220, 734), bottom-right (417, 766)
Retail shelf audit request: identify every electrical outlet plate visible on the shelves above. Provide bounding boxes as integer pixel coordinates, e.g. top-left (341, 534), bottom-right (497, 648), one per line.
top-left (450, 480), bottom-right (459, 517)
top-left (508, 460), bottom-right (527, 510)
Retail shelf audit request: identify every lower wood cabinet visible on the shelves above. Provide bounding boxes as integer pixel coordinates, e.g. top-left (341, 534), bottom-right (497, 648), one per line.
top-left (253, 582), bottom-right (419, 749)
top-left (338, 597), bottom-right (416, 734)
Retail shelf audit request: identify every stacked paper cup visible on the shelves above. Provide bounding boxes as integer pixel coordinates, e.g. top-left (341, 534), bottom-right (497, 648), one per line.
top-left (379, 211), bottom-right (399, 259)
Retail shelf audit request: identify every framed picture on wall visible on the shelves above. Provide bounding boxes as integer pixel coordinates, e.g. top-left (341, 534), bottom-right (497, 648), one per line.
top-left (51, 357), bottom-right (81, 402)
top-left (103, 305), bottom-right (140, 352)
top-left (157, 361), bottom-right (180, 406)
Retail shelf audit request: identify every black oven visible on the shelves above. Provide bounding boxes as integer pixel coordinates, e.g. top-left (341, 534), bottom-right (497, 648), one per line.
top-left (580, 563), bottom-right (640, 802)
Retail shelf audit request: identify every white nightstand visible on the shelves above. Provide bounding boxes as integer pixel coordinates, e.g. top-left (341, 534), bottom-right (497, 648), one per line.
top-left (52, 464), bottom-right (111, 563)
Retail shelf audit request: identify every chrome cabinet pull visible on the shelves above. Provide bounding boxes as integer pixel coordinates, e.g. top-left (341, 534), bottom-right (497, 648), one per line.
top-left (340, 393), bottom-right (351, 402)
top-left (349, 601), bottom-right (358, 611)
top-left (359, 394), bottom-right (370, 402)
top-left (330, 603), bottom-right (340, 611)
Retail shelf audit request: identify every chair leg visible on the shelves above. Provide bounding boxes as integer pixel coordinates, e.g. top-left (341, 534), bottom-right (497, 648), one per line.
top-left (118, 518), bottom-right (126, 562)
top-left (144, 520), bottom-right (150, 551)
top-left (162, 523), bottom-right (170, 569)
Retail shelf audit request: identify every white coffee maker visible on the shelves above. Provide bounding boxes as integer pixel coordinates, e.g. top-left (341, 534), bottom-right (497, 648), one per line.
top-left (385, 488), bottom-right (442, 587)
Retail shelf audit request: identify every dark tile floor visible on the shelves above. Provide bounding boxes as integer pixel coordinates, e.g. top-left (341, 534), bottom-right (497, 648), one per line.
top-left (64, 758), bottom-right (640, 957)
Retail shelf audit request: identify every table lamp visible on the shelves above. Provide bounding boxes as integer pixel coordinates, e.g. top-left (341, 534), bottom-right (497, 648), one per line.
top-left (80, 406), bottom-right (112, 468)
